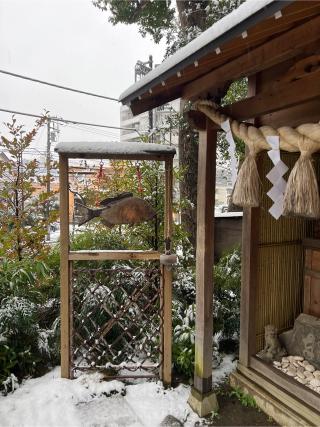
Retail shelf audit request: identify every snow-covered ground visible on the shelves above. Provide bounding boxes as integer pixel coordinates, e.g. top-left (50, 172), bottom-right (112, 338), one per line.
top-left (0, 355), bottom-right (236, 427)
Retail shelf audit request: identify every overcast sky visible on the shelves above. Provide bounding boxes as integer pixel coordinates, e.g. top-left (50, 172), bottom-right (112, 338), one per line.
top-left (0, 0), bottom-right (165, 160)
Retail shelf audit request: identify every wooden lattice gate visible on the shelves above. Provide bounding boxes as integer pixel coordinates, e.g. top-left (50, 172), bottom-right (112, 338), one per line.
top-left (70, 258), bottom-right (170, 380)
top-left (56, 142), bottom-right (175, 386)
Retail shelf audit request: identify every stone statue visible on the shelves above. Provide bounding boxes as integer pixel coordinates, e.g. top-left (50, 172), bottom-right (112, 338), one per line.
top-left (258, 324), bottom-right (287, 362)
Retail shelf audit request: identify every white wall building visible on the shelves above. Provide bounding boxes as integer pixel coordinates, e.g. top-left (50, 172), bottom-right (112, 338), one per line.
top-left (120, 99), bottom-right (180, 167)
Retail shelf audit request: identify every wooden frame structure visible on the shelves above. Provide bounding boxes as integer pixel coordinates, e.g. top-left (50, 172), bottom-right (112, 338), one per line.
top-left (120, 1), bottom-right (320, 423)
top-left (55, 141), bottom-right (175, 385)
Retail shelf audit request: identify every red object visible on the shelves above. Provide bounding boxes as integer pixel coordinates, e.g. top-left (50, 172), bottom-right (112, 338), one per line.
top-left (95, 162), bottom-right (105, 206)
top-left (97, 163), bottom-right (104, 180)
top-left (136, 165), bottom-right (143, 194)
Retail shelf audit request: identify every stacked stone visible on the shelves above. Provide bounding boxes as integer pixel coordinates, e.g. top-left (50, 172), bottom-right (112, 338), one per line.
top-left (273, 356), bottom-right (320, 394)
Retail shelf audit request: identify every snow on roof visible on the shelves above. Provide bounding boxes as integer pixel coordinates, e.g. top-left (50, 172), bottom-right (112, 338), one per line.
top-left (119, 0), bottom-right (286, 103)
top-left (54, 140), bottom-right (176, 158)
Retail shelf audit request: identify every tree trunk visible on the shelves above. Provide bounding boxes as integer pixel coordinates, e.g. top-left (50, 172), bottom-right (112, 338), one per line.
top-left (179, 104), bottom-right (199, 252)
top-left (176, 1), bottom-right (208, 253)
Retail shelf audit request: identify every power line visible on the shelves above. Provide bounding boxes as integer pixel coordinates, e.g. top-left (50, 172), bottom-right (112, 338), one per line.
top-left (0, 108), bottom-right (137, 132)
top-left (0, 69), bottom-right (118, 102)
top-left (64, 123), bottom-right (120, 140)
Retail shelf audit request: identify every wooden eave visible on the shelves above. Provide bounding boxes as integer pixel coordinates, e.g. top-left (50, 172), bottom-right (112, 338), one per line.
top-left (123, 1), bottom-right (320, 116)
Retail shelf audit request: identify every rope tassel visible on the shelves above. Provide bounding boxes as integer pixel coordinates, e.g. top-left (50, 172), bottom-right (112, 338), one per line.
top-left (232, 154), bottom-right (261, 207)
top-left (283, 154), bottom-right (320, 218)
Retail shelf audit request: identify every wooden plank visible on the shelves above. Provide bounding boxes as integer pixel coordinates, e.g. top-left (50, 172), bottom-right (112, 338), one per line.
top-left (162, 158), bottom-right (173, 386)
top-left (304, 275), bottom-right (311, 314)
top-left (260, 98), bottom-right (320, 128)
top-left (239, 208), bottom-right (260, 366)
top-left (64, 153), bottom-right (175, 161)
top-left (69, 250), bottom-right (161, 261)
top-left (303, 238), bottom-right (320, 250)
top-left (248, 357), bottom-right (320, 417)
top-left (309, 276), bottom-right (320, 317)
top-left (222, 70), bottom-right (320, 121)
top-left (239, 76), bottom-right (260, 367)
top-left (164, 158), bottom-right (173, 249)
top-left (183, 15), bottom-right (320, 100)
top-left (59, 155), bottom-right (71, 379)
top-left (311, 250), bottom-right (320, 272)
top-left (230, 370), bottom-right (319, 427)
top-left (193, 120), bottom-right (216, 394)
top-left (161, 265), bottom-right (172, 386)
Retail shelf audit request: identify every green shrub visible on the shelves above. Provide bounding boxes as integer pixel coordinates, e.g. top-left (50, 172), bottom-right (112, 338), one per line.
top-left (230, 387), bottom-right (257, 408)
top-left (0, 258), bottom-right (60, 393)
top-left (213, 247), bottom-right (241, 340)
top-left (171, 247), bottom-right (241, 379)
top-left (172, 302), bottom-right (195, 379)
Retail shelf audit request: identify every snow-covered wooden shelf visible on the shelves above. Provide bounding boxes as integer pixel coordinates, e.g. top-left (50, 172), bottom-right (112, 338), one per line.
top-left (54, 140), bottom-right (176, 160)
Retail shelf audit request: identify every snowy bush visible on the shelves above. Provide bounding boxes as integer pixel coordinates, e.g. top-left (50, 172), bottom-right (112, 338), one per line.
top-left (0, 259), bottom-right (60, 394)
top-left (173, 267), bottom-right (196, 304)
top-left (172, 303), bottom-right (195, 379)
top-left (213, 246), bottom-right (241, 342)
top-left (171, 247), bottom-right (241, 379)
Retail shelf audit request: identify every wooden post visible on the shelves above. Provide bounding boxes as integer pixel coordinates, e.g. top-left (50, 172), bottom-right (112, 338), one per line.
top-left (188, 120), bottom-right (218, 416)
top-left (59, 155), bottom-right (72, 379)
top-left (162, 158), bottom-right (173, 386)
top-left (239, 75), bottom-right (260, 367)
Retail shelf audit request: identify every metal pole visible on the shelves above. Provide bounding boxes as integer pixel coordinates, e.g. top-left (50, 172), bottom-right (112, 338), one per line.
top-left (46, 118), bottom-right (51, 240)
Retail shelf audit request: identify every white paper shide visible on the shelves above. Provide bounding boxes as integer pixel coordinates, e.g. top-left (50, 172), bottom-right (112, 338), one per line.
top-left (266, 136), bottom-right (288, 220)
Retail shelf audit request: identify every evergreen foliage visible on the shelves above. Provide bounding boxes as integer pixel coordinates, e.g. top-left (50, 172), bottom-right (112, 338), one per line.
top-left (172, 247), bottom-right (241, 380)
top-left (0, 258), bottom-right (60, 394)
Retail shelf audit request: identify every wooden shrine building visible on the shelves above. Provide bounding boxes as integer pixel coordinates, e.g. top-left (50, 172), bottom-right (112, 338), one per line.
top-left (120, 0), bottom-right (320, 425)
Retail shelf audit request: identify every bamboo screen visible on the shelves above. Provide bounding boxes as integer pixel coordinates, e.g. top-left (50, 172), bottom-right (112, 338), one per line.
top-left (255, 152), bottom-right (318, 351)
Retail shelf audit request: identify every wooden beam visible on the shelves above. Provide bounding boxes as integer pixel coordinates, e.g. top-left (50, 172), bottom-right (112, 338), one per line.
top-left (184, 110), bottom-right (220, 131)
top-left (239, 207), bottom-right (260, 366)
top-left (223, 70), bottom-right (320, 121)
top-left (63, 153), bottom-right (175, 161)
top-left (59, 155), bottom-right (72, 379)
top-left (260, 98), bottom-right (320, 128)
top-left (232, 367), bottom-right (320, 426)
top-left (184, 110), bottom-right (207, 131)
top-left (193, 120), bottom-right (217, 394)
top-left (161, 265), bottom-right (172, 386)
top-left (183, 15), bottom-right (320, 100)
top-left (69, 250), bottom-right (161, 261)
top-left (162, 158), bottom-right (174, 386)
top-left (239, 76), bottom-right (260, 367)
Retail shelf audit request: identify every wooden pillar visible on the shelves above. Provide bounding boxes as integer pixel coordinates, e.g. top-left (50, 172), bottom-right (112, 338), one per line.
top-left (59, 155), bottom-right (72, 379)
top-left (188, 120), bottom-right (218, 416)
top-left (239, 75), bottom-right (260, 367)
top-left (162, 157), bottom-right (173, 386)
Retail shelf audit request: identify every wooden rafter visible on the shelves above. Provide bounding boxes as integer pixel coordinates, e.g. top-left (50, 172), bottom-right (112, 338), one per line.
top-left (183, 15), bottom-right (320, 100)
top-left (223, 69), bottom-right (320, 121)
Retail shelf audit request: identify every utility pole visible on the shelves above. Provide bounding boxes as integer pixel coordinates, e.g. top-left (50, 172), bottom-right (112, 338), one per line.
top-left (46, 117), bottom-right (51, 240)
top-left (147, 55), bottom-right (153, 138)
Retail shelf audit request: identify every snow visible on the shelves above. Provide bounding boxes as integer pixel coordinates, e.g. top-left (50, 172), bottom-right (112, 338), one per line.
top-left (0, 355), bottom-right (236, 427)
top-left (54, 141), bottom-right (176, 157)
top-left (212, 354), bottom-right (237, 387)
top-left (215, 211), bottom-right (243, 218)
top-left (119, 0), bottom-right (279, 102)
